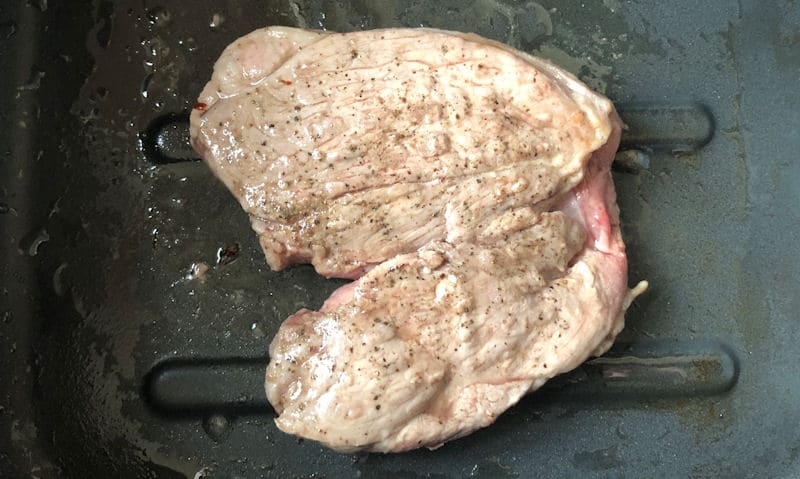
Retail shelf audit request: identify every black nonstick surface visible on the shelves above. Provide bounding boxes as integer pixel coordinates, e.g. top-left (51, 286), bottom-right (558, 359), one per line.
top-left (1, 0), bottom-right (798, 477)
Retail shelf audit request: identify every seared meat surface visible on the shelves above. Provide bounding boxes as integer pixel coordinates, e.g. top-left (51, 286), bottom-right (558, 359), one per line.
top-left (190, 26), bottom-right (646, 452)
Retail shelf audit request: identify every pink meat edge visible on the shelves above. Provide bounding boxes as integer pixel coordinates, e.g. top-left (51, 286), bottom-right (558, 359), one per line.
top-left (320, 282), bottom-right (359, 313)
top-left (565, 114), bottom-right (632, 311)
top-left (319, 265), bottom-right (375, 312)
top-left (574, 117), bottom-right (625, 257)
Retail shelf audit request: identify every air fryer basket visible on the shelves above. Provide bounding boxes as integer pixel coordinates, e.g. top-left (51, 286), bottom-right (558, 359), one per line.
top-left (1, 0), bottom-right (798, 477)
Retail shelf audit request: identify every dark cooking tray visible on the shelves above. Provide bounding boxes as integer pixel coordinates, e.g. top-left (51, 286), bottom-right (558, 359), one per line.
top-left (1, 0), bottom-right (798, 477)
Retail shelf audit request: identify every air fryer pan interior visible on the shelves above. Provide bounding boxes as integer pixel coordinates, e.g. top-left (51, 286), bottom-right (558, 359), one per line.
top-left (0, 0), bottom-right (798, 477)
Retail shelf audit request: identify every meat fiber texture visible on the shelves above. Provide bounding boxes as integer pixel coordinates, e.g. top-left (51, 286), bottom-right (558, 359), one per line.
top-left (190, 26), bottom-right (647, 453)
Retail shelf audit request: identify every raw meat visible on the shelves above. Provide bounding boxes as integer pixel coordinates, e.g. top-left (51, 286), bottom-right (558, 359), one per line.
top-left (190, 26), bottom-right (646, 452)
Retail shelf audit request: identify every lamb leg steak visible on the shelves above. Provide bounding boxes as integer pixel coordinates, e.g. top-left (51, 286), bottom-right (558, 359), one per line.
top-left (190, 26), bottom-right (647, 452)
